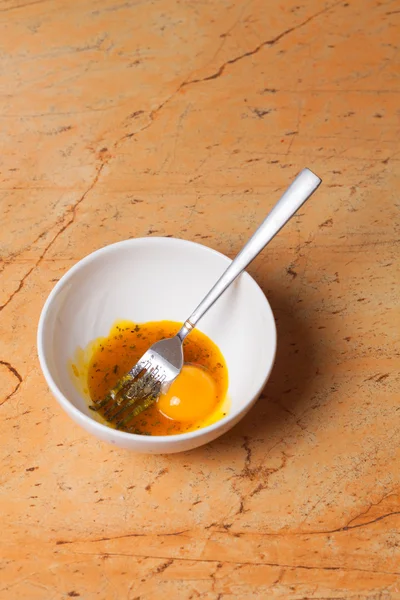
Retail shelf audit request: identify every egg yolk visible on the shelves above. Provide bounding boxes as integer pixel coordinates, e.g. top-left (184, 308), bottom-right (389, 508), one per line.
top-left (157, 365), bottom-right (217, 422)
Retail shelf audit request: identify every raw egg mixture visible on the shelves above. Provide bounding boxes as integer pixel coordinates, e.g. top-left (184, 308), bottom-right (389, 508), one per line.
top-left (70, 320), bottom-right (229, 435)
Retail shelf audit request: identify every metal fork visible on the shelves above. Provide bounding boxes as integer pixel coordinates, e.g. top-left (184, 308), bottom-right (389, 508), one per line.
top-left (90, 168), bottom-right (321, 427)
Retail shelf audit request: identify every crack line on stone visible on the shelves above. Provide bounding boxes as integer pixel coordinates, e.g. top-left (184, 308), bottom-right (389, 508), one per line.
top-left (56, 529), bottom-right (190, 545)
top-left (117, 0), bottom-right (342, 144)
top-left (62, 551), bottom-right (400, 577)
top-left (0, 162), bottom-right (106, 312)
top-left (0, 360), bottom-right (23, 405)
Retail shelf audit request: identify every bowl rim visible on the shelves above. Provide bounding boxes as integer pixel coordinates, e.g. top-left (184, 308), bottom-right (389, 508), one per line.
top-left (37, 236), bottom-right (277, 445)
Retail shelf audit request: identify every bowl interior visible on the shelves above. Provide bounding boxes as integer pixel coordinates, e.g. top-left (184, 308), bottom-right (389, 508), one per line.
top-left (40, 238), bottom-right (276, 427)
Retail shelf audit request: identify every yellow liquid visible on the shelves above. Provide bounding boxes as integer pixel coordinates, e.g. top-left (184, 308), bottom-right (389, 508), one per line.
top-left (70, 320), bottom-right (229, 436)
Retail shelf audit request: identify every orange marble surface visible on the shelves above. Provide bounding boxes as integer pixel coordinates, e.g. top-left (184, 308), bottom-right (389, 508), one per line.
top-left (0, 0), bottom-right (399, 598)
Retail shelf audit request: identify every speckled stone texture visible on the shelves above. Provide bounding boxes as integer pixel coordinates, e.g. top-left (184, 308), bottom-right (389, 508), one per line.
top-left (0, 0), bottom-right (399, 598)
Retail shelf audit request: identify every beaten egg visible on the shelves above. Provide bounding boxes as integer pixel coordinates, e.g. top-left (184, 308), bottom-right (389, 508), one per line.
top-left (70, 320), bottom-right (229, 436)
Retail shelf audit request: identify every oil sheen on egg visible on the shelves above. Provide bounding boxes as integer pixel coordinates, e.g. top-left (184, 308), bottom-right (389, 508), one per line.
top-left (71, 320), bottom-right (229, 436)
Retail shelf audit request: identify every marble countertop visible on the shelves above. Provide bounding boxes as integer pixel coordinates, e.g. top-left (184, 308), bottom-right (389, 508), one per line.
top-left (0, 0), bottom-right (399, 598)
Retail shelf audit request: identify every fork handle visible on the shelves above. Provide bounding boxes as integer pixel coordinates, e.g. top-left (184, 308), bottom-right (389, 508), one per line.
top-left (178, 168), bottom-right (321, 340)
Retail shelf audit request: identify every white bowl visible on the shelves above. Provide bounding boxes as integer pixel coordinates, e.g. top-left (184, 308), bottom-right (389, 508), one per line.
top-left (37, 237), bottom-right (276, 454)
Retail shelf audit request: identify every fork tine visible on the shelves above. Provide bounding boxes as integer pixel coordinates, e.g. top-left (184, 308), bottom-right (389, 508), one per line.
top-left (111, 372), bottom-right (161, 427)
top-left (127, 359), bottom-right (149, 380)
top-left (90, 380), bottom-right (127, 414)
top-left (89, 360), bottom-right (146, 413)
top-left (89, 394), bottom-right (112, 412)
top-left (102, 375), bottom-right (145, 418)
top-left (106, 382), bottom-right (148, 421)
top-left (118, 394), bottom-right (158, 429)
top-left (90, 348), bottom-right (169, 428)
top-left (115, 391), bottom-right (158, 429)
top-left (111, 361), bottom-right (146, 403)
top-left (116, 377), bottom-right (163, 428)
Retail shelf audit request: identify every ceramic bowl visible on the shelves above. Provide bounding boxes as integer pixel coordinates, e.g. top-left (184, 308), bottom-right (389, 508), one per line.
top-left (37, 237), bottom-right (276, 453)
